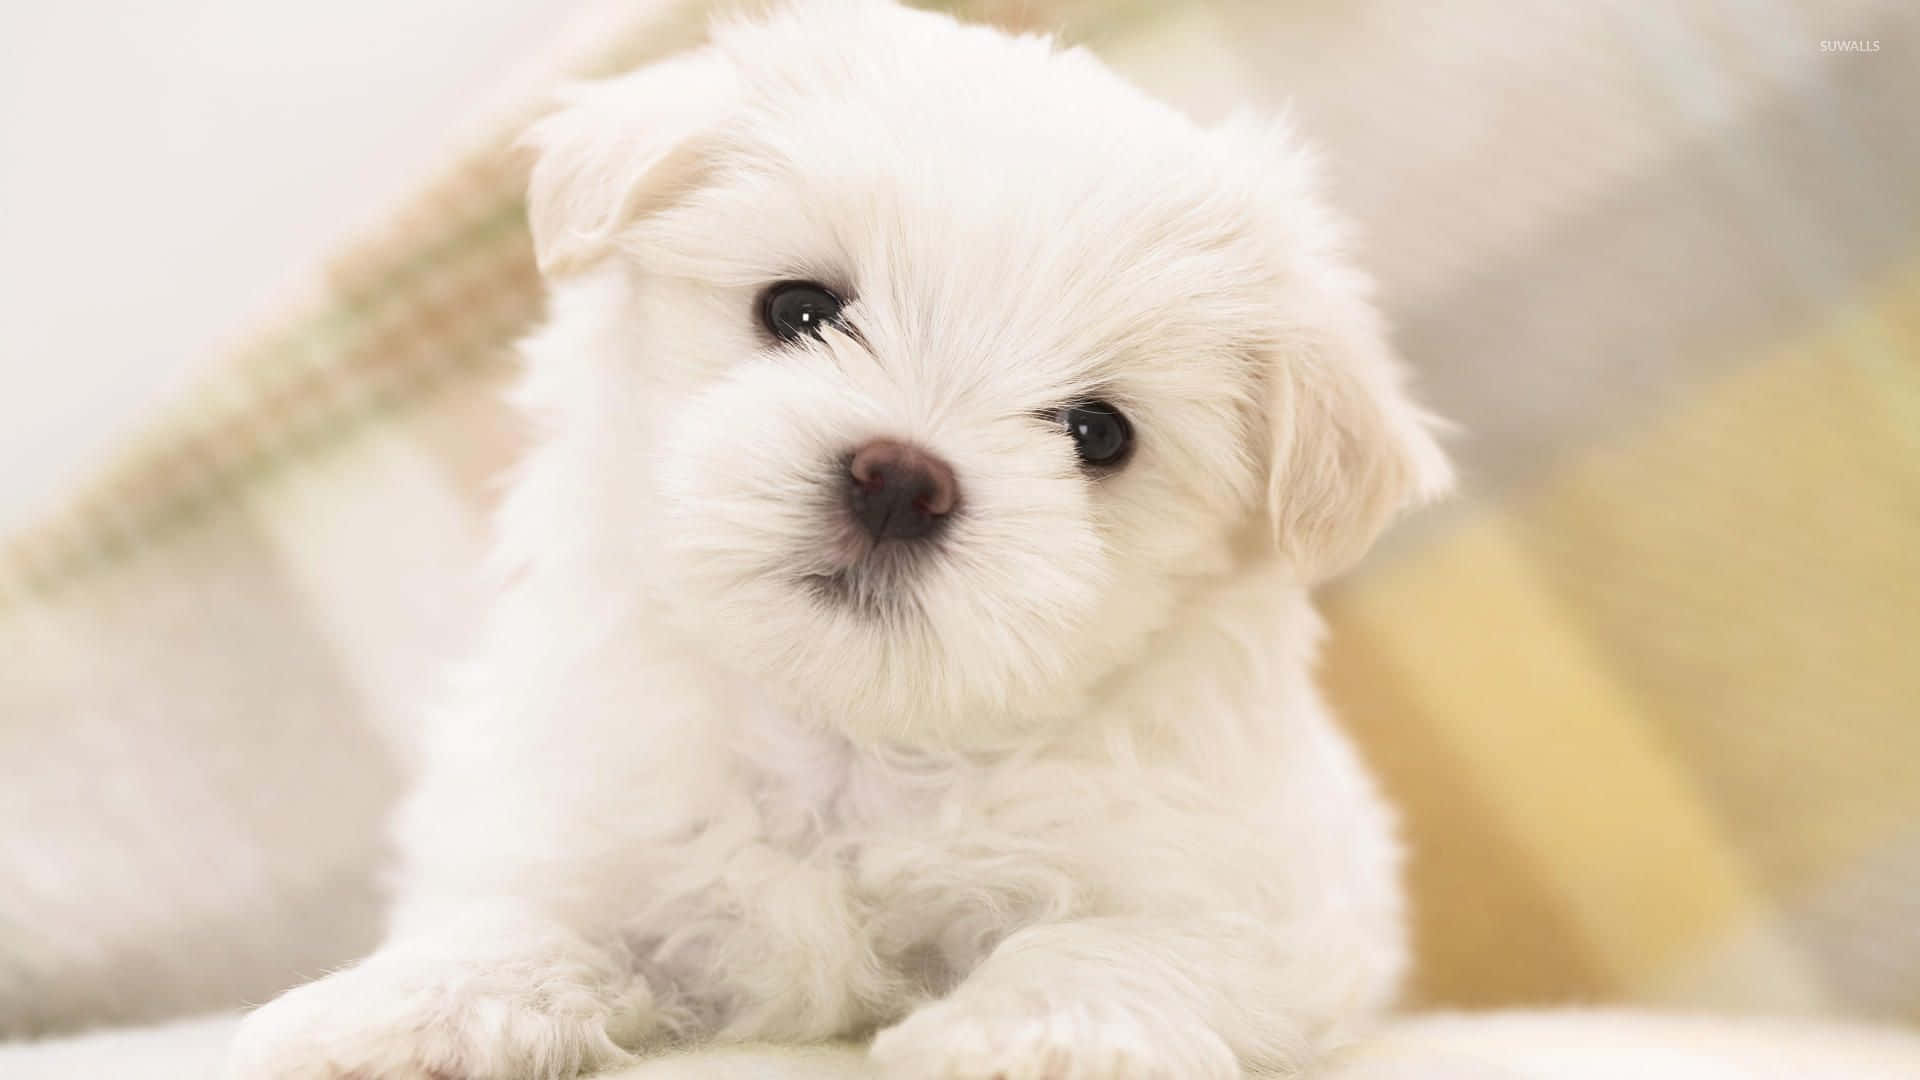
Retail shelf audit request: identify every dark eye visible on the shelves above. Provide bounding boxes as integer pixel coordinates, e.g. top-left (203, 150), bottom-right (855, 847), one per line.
top-left (1061, 400), bottom-right (1134, 468)
top-left (759, 281), bottom-right (843, 342)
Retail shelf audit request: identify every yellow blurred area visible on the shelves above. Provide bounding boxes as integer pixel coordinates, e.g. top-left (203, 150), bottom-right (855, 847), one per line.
top-left (1328, 261), bottom-right (1920, 1016)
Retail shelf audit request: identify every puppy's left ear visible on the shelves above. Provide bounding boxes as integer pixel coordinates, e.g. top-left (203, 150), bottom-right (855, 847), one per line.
top-left (1264, 274), bottom-right (1453, 582)
top-left (1224, 117), bottom-right (1453, 581)
top-left (523, 48), bottom-right (738, 277)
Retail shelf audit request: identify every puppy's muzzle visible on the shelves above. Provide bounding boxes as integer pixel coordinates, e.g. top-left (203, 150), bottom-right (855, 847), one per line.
top-left (846, 439), bottom-right (958, 542)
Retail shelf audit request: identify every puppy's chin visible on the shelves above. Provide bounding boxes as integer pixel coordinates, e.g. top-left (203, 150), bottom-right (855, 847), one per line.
top-left (648, 398), bottom-right (1117, 747)
top-left (798, 531), bottom-right (933, 620)
top-left (655, 515), bottom-right (1105, 747)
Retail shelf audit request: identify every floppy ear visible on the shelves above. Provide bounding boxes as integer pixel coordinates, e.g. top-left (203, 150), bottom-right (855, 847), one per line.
top-left (523, 48), bottom-right (738, 277)
top-left (1264, 272), bottom-right (1453, 582)
top-left (1213, 112), bottom-right (1451, 576)
top-left (1218, 112), bottom-right (1452, 580)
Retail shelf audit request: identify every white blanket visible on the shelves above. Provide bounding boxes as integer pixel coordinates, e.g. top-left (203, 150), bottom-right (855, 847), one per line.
top-left (8, 1010), bottom-right (1919, 1080)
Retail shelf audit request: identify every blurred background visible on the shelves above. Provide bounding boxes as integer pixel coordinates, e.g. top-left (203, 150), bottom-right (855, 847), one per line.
top-left (0, 0), bottom-right (591, 535)
top-left (2, 0), bottom-right (1915, 1046)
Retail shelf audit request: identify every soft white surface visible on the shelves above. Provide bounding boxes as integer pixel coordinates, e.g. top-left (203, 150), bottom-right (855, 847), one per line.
top-left (1322, 1012), bottom-right (1920, 1079)
top-left (0, 1012), bottom-right (242, 1080)
top-left (0, 0), bottom-right (586, 536)
top-left (9, 1010), bottom-right (1920, 1080)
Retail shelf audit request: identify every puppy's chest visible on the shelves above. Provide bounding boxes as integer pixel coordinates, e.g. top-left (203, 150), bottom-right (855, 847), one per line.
top-left (720, 711), bottom-right (1107, 922)
top-left (638, 715), bottom-right (1075, 1007)
top-left (730, 709), bottom-right (962, 852)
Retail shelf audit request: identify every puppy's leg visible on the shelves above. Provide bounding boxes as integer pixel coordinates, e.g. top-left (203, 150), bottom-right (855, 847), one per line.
top-left (226, 906), bottom-right (657, 1080)
top-left (870, 915), bottom-right (1388, 1080)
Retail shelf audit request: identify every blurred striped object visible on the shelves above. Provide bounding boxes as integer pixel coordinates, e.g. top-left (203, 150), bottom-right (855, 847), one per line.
top-left (1, 0), bottom-right (1914, 1038)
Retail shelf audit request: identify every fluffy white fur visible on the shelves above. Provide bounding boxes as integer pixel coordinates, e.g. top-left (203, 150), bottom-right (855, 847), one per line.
top-left (228, 2), bottom-right (1450, 1078)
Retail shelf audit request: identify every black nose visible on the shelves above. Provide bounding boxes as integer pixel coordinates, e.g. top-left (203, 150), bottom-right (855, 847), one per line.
top-left (847, 439), bottom-right (959, 541)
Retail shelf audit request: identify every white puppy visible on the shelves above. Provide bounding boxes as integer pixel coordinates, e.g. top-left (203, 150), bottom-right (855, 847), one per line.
top-left (230, 2), bottom-right (1450, 1078)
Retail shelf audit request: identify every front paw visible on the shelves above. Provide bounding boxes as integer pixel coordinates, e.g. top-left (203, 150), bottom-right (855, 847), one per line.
top-left (227, 949), bottom-right (650, 1080)
top-left (869, 991), bottom-right (1239, 1080)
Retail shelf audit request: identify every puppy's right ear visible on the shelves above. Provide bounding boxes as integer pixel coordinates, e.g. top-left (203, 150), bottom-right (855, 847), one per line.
top-left (523, 49), bottom-right (737, 277)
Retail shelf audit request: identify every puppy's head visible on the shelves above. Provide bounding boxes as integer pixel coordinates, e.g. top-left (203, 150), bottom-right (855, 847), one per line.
top-left (519, 0), bottom-right (1449, 744)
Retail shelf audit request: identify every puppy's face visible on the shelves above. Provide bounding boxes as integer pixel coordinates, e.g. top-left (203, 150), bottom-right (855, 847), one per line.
top-left (520, 1), bottom-right (1448, 744)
